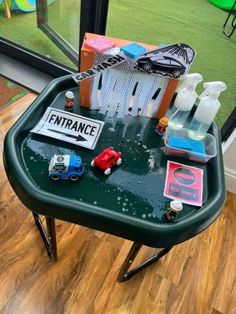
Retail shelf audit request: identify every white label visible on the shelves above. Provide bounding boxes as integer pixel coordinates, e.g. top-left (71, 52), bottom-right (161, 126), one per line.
top-left (31, 108), bottom-right (104, 150)
top-left (72, 54), bottom-right (127, 83)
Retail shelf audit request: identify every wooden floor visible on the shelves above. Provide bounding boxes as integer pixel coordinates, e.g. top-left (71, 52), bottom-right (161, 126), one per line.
top-left (0, 94), bottom-right (236, 314)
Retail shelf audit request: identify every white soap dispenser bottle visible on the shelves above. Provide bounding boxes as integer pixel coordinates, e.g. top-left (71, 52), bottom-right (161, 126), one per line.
top-left (168, 73), bottom-right (203, 129)
top-left (189, 81), bottom-right (227, 135)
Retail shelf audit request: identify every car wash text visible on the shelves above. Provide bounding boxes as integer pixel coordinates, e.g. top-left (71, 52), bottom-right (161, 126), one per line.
top-left (72, 54), bottom-right (127, 83)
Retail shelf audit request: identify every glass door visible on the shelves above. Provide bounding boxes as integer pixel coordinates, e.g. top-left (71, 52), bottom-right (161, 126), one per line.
top-left (36, 0), bottom-right (80, 67)
top-left (0, 0), bottom-right (108, 71)
top-left (36, 0), bottom-right (109, 69)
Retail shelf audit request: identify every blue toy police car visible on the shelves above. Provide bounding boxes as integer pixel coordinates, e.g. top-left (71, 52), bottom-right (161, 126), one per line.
top-left (48, 154), bottom-right (84, 181)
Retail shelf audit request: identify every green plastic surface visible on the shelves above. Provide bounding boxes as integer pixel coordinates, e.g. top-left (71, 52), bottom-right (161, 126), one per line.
top-left (3, 75), bottom-right (226, 248)
top-left (209, 0), bottom-right (236, 10)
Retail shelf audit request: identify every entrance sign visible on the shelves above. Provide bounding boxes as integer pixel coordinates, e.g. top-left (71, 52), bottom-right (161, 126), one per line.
top-left (164, 161), bottom-right (203, 206)
top-left (31, 108), bottom-right (104, 150)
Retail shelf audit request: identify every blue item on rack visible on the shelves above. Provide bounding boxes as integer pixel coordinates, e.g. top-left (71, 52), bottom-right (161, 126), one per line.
top-left (120, 43), bottom-right (147, 58)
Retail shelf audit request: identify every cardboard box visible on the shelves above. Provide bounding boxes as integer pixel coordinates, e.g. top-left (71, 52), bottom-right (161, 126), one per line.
top-left (79, 33), bottom-right (178, 119)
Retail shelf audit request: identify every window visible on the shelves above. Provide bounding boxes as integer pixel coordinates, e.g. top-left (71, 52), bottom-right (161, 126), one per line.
top-left (0, 0), bottom-right (109, 74)
top-left (0, 0), bottom-right (80, 69)
top-left (106, 0), bottom-right (235, 127)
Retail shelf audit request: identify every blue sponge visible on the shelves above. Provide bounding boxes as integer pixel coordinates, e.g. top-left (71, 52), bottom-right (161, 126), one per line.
top-left (169, 137), bottom-right (192, 150)
top-left (168, 136), bottom-right (205, 154)
top-left (189, 139), bottom-right (205, 154)
top-left (120, 43), bottom-right (147, 58)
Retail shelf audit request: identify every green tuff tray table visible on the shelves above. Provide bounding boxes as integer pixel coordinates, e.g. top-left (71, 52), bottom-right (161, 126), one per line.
top-left (3, 75), bottom-right (226, 282)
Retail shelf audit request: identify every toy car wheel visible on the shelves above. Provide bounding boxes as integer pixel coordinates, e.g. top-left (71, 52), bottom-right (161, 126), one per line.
top-left (104, 168), bottom-right (111, 175)
top-left (116, 157), bottom-right (122, 165)
top-left (91, 160), bottom-right (95, 167)
top-left (143, 62), bottom-right (152, 72)
top-left (69, 174), bottom-right (79, 181)
top-left (50, 175), bottom-right (60, 181)
top-left (172, 69), bottom-right (181, 78)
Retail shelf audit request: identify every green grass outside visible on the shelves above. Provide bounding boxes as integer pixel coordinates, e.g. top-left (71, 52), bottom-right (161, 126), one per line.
top-left (0, 1), bottom-right (79, 69)
top-left (0, 0), bottom-right (235, 126)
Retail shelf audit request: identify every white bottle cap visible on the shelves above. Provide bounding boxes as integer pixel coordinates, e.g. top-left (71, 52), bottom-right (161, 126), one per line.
top-left (170, 200), bottom-right (183, 212)
top-left (176, 73), bottom-right (203, 92)
top-left (199, 81), bottom-right (227, 99)
top-left (65, 91), bottom-right (75, 99)
top-left (174, 73), bottom-right (203, 111)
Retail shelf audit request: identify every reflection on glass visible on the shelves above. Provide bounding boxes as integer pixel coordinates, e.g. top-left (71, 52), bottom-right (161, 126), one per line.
top-left (0, 0), bottom-right (80, 69)
top-left (48, 0), bottom-right (80, 52)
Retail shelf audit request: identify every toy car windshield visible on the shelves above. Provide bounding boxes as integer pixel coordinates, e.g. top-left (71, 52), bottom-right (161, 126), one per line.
top-left (53, 164), bottom-right (66, 171)
top-left (151, 56), bottom-right (185, 67)
top-left (170, 59), bottom-right (183, 66)
top-left (101, 153), bottom-right (114, 162)
top-left (150, 57), bottom-right (170, 64)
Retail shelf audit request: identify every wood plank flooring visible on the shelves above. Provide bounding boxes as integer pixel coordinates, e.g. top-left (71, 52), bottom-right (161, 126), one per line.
top-left (0, 94), bottom-right (235, 314)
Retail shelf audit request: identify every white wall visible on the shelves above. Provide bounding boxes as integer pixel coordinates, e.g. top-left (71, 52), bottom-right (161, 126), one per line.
top-left (222, 128), bottom-right (236, 194)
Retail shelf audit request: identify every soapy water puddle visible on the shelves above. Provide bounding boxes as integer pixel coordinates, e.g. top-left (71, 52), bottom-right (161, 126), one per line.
top-left (21, 124), bottom-right (169, 222)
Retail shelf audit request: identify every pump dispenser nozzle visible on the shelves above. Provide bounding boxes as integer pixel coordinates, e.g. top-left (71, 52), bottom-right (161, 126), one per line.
top-left (199, 81), bottom-right (227, 99)
top-left (169, 73), bottom-right (203, 128)
top-left (176, 73), bottom-right (203, 92)
top-left (189, 81), bottom-right (227, 135)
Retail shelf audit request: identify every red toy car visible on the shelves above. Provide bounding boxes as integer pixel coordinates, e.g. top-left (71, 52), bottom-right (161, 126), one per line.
top-left (91, 147), bottom-right (122, 175)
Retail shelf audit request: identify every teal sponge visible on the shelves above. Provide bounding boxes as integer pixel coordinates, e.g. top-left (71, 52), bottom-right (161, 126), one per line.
top-left (120, 43), bottom-right (147, 58)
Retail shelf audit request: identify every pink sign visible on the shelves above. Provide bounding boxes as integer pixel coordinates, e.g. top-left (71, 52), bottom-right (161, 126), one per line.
top-left (164, 161), bottom-right (203, 206)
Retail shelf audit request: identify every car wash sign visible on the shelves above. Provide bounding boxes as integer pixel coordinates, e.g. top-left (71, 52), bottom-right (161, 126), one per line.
top-left (31, 108), bottom-right (104, 150)
top-left (72, 54), bottom-right (127, 83)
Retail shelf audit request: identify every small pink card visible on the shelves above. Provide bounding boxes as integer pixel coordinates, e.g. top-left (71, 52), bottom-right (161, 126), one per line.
top-left (164, 161), bottom-right (203, 206)
top-left (84, 36), bottom-right (116, 52)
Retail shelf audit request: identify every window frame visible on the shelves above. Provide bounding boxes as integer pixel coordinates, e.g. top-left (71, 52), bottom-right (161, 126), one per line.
top-left (0, 0), bottom-right (109, 78)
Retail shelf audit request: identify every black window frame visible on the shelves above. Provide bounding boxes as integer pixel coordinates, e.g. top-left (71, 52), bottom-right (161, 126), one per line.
top-left (0, 0), bottom-right (109, 78)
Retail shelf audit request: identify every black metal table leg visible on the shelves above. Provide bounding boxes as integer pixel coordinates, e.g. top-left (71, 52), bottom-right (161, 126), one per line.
top-left (33, 212), bottom-right (172, 277)
top-left (32, 212), bottom-right (57, 261)
top-left (117, 242), bottom-right (142, 282)
top-left (223, 0), bottom-right (236, 38)
top-left (46, 216), bottom-right (57, 261)
top-left (117, 242), bottom-right (172, 282)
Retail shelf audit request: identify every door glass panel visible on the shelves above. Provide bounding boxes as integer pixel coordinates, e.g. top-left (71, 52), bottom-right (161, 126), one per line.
top-left (47, 0), bottom-right (80, 51)
top-left (0, 0), bottom-right (80, 70)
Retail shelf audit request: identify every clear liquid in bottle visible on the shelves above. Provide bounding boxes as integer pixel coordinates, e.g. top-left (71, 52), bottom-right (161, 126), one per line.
top-left (188, 118), bottom-right (208, 139)
top-left (168, 109), bottom-right (191, 129)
